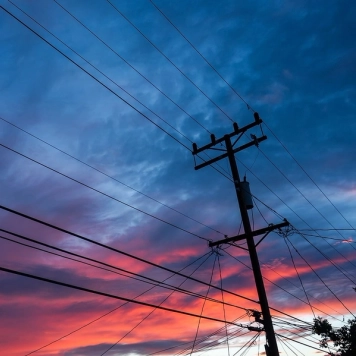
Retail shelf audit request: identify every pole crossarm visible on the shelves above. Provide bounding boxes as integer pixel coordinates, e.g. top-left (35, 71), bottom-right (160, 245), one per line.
top-left (194, 135), bottom-right (267, 170)
top-left (209, 221), bottom-right (290, 247)
top-left (192, 113), bottom-right (262, 155)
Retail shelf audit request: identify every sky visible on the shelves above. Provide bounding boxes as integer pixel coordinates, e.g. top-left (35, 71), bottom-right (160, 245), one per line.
top-left (0, 0), bottom-right (355, 355)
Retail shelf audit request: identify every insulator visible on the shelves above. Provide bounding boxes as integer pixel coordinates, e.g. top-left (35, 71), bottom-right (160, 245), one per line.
top-left (240, 178), bottom-right (253, 210)
top-left (210, 134), bottom-right (216, 143)
top-left (254, 112), bottom-right (260, 122)
top-left (192, 142), bottom-right (198, 153)
top-left (233, 122), bottom-right (239, 132)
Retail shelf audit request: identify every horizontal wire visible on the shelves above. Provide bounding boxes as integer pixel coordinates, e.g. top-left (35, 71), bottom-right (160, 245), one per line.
top-left (3, 2), bottom-right (235, 185)
top-left (0, 142), bottom-right (210, 242)
top-left (0, 230), bottom-right (246, 312)
top-left (0, 5), bottom-right (191, 150)
top-left (275, 333), bottom-right (329, 353)
top-left (105, 0), bottom-right (234, 123)
top-left (0, 116), bottom-right (225, 237)
top-left (0, 204), bottom-right (259, 305)
top-left (0, 265), bottom-right (246, 326)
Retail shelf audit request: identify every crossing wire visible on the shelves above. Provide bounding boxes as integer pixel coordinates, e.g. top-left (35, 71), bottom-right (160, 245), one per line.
top-left (283, 236), bottom-right (316, 318)
top-left (0, 116), bottom-right (225, 237)
top-left (3, 239), bottom-right (213, 355)
top-left (223, 248), bottom-right (346, 323)
top-left (218, 253), bottom-right (231, 356)
top-left (0, 265), bottom-right (246, 326)
top-left (0, 230), bottom-right (244, 312)
top-left (2, 3), bottom-right (284, 232)
top-left (148, 0), bottom-right (355, 236)
top-left (149, 0), bottom-right (251, 112)
top-left (3, 2), bottom-right (234, 181)
top-left (263, 121), bottom-right (356, 232)
top-left (104, 0), bottom-right (235, 123)
top-left (49, 0), bottom-right (213, 135)
top-left (189, 253), bottom-right (217, 355)
top-left (147, 313), bottom-right (248, 355)
top-left (257, 146), bottom-right (356, 271)
top-left (0, 142), bottom-right (211, 242)
top-left (292, 226), bottom-right (356, 284)
top-left (100, 252), bottom-right (214, 356)
top-left (0, 5), bottom-right (192, 150)
top-left (235, 155), bottom-right (356, 278)
top-left (0, 204), bottom-right (259, 305)
top-left (286, 236), bottom-right (355, 317)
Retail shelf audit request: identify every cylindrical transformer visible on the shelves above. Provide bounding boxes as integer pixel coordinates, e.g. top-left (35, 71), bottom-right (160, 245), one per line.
top-left (240, 179), bottom-right (253, 210)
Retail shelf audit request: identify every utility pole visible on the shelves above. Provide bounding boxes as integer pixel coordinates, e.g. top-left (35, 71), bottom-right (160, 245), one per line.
top-left (192, 113), bottom-right (289, 356)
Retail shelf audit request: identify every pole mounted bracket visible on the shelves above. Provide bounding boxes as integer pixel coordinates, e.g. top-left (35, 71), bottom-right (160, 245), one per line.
top-left (209, 220), bottom-right (289, 248)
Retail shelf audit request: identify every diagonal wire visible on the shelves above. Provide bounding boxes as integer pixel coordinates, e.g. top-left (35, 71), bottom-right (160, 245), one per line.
top-left (149, 0), bottom-right (250, 111)
top-left (286, 236), bottom-right (355, 317)
top-left (0, 204), bottom-right (259, 305)
top-left (0, 142), bottom-right (211, 242)
top-left (0, 116), bottom-right (225, 237)
top-left (223, 248), bottom-right (344, 322)
top-left (258, 146), bottom-right (356, 271)
top-left (106, 0), bottom-right (234, 123)
top-left (146, 0), bottom-right (356, 235)
top-left (6, 0), bottom-right (234, 181)
top-left (282, 236), bottom-right (316, 318)
top-left (50, 0), bottom-right (213, 134)
top-left (232, 332), bottom-right (259, 356)
top-left (19, 248), bottom-right (211, 356)
top-left (0, 4), bottom-right (191, 150)
top-left (263, 122), bottom-right (356, 231)
top-left (100, 252), bottom-right (214, 355)
top-left (217, 253), bottom-right (230, 356)
top-left (190, 254), bottom-right (217, 355)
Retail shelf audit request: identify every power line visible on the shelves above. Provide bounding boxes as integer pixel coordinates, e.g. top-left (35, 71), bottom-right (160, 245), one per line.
top-left (105, 0), bottom-right (234, 123)
top-left (149, 0), bottom-right (251, 111)
top-left (263, 122), bottom-right (356, 231)
top-left (283, 237), bottom-right (315, 318)
top-left (0, 265), bottom-right (247, 326)
top-left (286, 236), bottom-right (355, 317)
top-left (3, 2), bottom-right (235, 183)
top-left (189, 253), bottom-right (217, 355)
top-left (0, 115), bottom-right (225, 237)
top-left (148, 0), bottom-right (355, 236)
top-left (0, 5), bottom-right (191, 150)
top-left (0, 142), bottom-right (211, 242)
top-left (1, 229), bottom-right (240, 310)
top-left (100, 251), bottom-right (214, 356)
top-left (224, 248), bottom-right (345, 323)
top-left (45, 0), bottom-right (213, 135)
top-left (275, 333), bottom-right (329, 353)
top-left (0, 204), bottom-right (259, 305)
top-left (257, 146), bottom-right (356, 271)
top-left (292, 227), bottom-right (356, 283)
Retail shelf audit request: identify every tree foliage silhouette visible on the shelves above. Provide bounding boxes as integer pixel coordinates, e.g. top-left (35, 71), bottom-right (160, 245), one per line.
top-left (312, 288), bottom-right (356, 356)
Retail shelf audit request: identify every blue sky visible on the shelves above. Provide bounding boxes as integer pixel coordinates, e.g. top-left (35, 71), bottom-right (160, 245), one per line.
top-left (0, 0), bottom-right (355, 355)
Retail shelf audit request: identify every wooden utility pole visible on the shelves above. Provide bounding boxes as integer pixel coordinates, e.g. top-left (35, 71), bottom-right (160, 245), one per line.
top-left (192, 113), bottom-right (288, 356)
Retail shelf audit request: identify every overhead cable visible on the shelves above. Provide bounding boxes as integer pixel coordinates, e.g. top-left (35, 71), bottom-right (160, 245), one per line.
top-left (0, 204), bottom-right (259, 305)
top-left (0, 265), bottom-right (246, 326)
